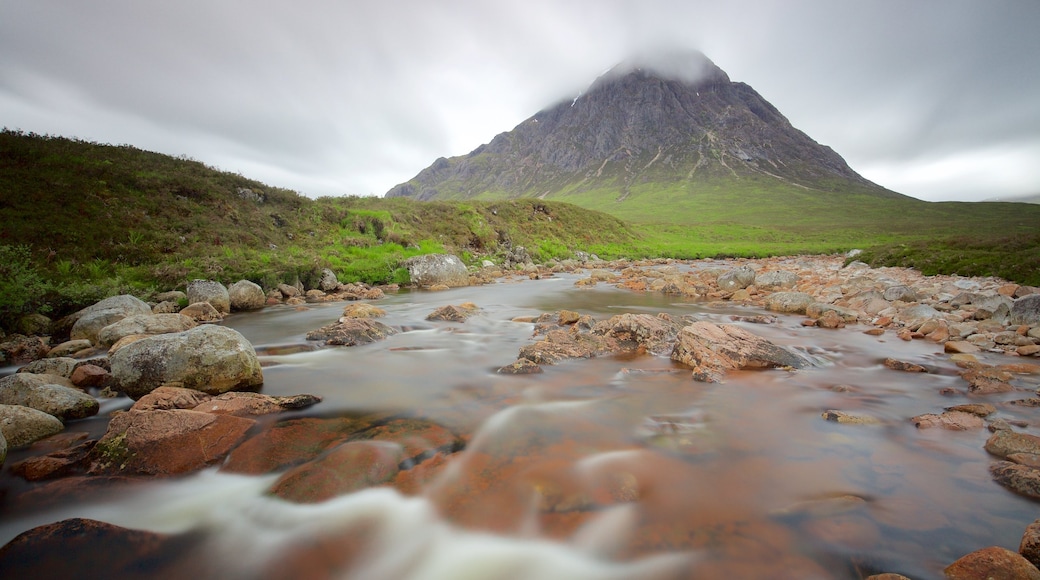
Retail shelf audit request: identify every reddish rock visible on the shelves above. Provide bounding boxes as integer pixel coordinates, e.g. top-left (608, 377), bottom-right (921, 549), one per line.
top-left (883, 358), bottom-right (927, 372)
top-left (130, 385), bottom-right (213, 411)
top-left (0, 518), bottom-right (191, 579)
top-left (222, 416), bottom-right (378, 475)
top-left (946, 403), bottom-right (996, 417)
top-left (985, 430), bottom-right (1040, 459)
top-left (69, 364), bottom-right (110, 388)
top-left (990, 461), bottom-right (1040, 500)
top-left (426, 303), bottom-right (479, 322)
top-left (10, 439), bottom-right (95, 481)
top-left (497, 359), bottom-right (544, 374)
top-left (946, 341), bottom-right (980, 354)
top-left (911, 410), bottom-right (984, 430)
top-left (349, 418), bottom-right (460, 464)
top-left (592, 312), bottom-right (684, 355)
top-left (269, 440), bottom-right (404, 503)
top-left (671, 321), bottom-right (807, 382)
top-left (191, 391), bottom-right (322, 416)
top-left (88, 409), bottom-right (255, 476)
top-left (305, 318), bottom-right (397, 346)
top-left (518, 328), bottom-right (620, 365)
top-left (1022, 519), bottom-right (1040, 569)
top-left (944, 545), bottom-right (1040, 579)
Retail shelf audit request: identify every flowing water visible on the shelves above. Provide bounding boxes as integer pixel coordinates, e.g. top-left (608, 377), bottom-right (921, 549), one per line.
top-left (2, 270), bottom-right (1039, 579)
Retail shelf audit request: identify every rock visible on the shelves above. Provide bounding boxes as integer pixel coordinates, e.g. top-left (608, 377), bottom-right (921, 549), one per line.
top-left (69, 295), bottom-right (153, 345)
top-left (1022, 519), bottom-right (1040, 569)
top-left (178, 301), bottom-right (222, 323)
top-left (227, 280), bottom-right (266, 311)
top-left (518, 328), bottom-right (620, 365)
top-left (884, 358), bottom-right (927, 372)
top-left (88, 409), bottom-right (255, 476)
top-left (96, 314), bottom-right (197, 348)
top-left (276, 283), bottom-right (300, 298)
top-left (16, 313), bottom-right (52, 336)
top-left (46, 339), bottom-right (94, 358)
top-left (426, 303), bottom-right (478, 322)
top-left (222, 416), bottom-right (379, 475)
top-left (0, 334), bottom-right (50, 365)
top-left (497, 359), bottom-right (544, 374)
top-left (945, 341), bottom-right (980, 354)
top-left (986, 430), bottom-right (1040, 459)
top-left (17, 356), bottom-right (78, 378)
top-left (109, 325), bottom-right (264, 399)
top-left (1012, 295), bottom-right (1040, 325)
top-left (402, 254), bottom-right (469, 288)
top-left (130, 386), bottom-right (212, 412)
top-left (186, 279), bottom-right (230, 315)
top-left (963, 369), bottom-right (1014, 394)
top-left (0, 373), bottom-right (99, 421)
top-left (671, 321), bottom-right (807, 382)
top-left (341, 303), bottom-right (387, 318)
top-left (895, 304), bottom-right (942, 330)
top-left (717, 265), bottom-right (756, 291)
top-left (822, 410), bottom-right (882, 425)
top-left (306, 318), bottom-right (397, 346)
top-left (910, 410), bottom-right (983, 430)
top-left (592, 313), bottom-right (684, 355)
top-left (191, 391), bottom-right (322, 417)
top-left (882, 285), bottom-right (917, 302)
top-left (10, 436), bottom-right (95, 481)
top-left (944, 545), bottom-right (1040, 579)
top-left (765, 291), bottom-right (814, 314)
top-left (70, 364), bottom-right (110, 389)
top-left (268, 440), bottom-right (404, 503)
top-left (992, 461), bottom-right (1040, 499)
top-left (0, 404), bottom-right (64, 447)
top-left (318, 268), bottom-right (340, 292)
top-left (756, 270), bottom-right (799, 289)
top-left (946, 403), bottom-right (996, 417)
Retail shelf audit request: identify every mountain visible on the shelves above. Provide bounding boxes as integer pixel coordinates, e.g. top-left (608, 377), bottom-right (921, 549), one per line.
top-left (386, 51), bottom-right (907, 218)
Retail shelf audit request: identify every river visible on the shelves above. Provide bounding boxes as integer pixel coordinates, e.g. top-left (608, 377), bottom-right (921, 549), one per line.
top-left (2, 268), bottom-right (1038, 579)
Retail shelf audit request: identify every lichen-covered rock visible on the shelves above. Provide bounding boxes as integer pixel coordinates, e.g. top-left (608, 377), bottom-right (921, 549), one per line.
top-left (717, 265), bottom-right (756, 291)
top-left (97, 314), bottom-right (197, 348)
top-left (0, 373), bottom-right (99, 421)
top-left (756, 270), bottom-right (799, 289)
top-left (178, 301), bottom-right (223, 323)
top-left (17, 356), bottom-right (78, 378)
top-left (671, 321), bottom-right (807, 382)
top-left (186, 279), bottom-right (230, 315)
top-left (109, 325), bottom-right (263, 399)
top-left (426, 303), bottom-right (478, 322)
top-left (592, 312), bottom-right (684, 355)
top-left (69, 295), bottom-right (153, 345)
top-left (990, 461), bottom-right (1040, 500)
top-left (318, 268), bottom-right (340, 292)
top-left (0, 404), bottom-right (64, 447)
top-left (986, 430), bottom-right (1040, 459)
top-left (1012, 295), bottom-right (1040, 326)
top-left (765, 292), bottom-right (814, 314)
top-left (403, 254), bottom-right (469, 288)
top-left (306, 317), bottom-right (397, 347)
top-left (341, 303), bottom-right (387, 318)
top-left (228, 280), bottom-right (266, 311)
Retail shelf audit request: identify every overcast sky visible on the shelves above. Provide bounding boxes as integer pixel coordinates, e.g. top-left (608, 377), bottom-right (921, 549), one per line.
top-left (2, 0), bottom-right (1038, 202)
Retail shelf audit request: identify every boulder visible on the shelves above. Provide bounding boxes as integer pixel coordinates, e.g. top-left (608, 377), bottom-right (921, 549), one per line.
top-left (0, 334), bottom-right (50, 365)
top-left (186, 279), bottom-right (230, 315)
top-left (0, 373), bottom-right (99, 421)
top-left (882, 285), bottom-right (917, 302)
top-left (717, 265), bottom-right (756, 291)
top-left (178, 301), bottom-right (222, 323)
top-left (97, 314), bottom-right (197, 348)
top-left (1022, 519), bottom-right (1040, 569)
top-left (990, 461), bottom-right (1040, 500)
top-left (46, 339), bottom-right (94, 358)
top-left (154, 290), bottom-right (187, 303)
top-left (426, 303), bottom-right (478, 322)
top-left (109, 325), bottom-right (264, 399)
top-left (306, 318), bottom-right (397, 347)
top-left (0, 404), bottom-right (64, 447)
top-left (17, 356), bottom-right (78, 378)
top-left (318, 268), bottom-right (340, 292)
top-left (1012, 295), bottom-right (1040, 326)
top-left (765, 292), bottom-right (814, 314)
top-left (190, 391), bottom-right (322, 417)
top-left (88, 409), bottom-right (255, 476)
top-left (16, 313), bottom-right (52, 336)
top-left (592, 313), bottom-right (684, 355)
top-left (944, 545), bottom-right (1040, 579)
top-left (894, 304), bottom-right (942, 330)
top-left (671, 321), bottom-right (807, 382)
top-left (227, 280), bottom-right (266, 311)
top-left (268, 440), bottom-right (404, 503)
top-left (755, 270), bottom-right (799, 289)
top-left (341, 303), bottom-right (387, 318)
top-left (70, 364), bottom-right (110, 389)
top-left (403, 254), bottom-right (469, 288)
top-left (986, 430), bottom-right (1040, 459)
top-left (69, 295), bottom-right (153, 345)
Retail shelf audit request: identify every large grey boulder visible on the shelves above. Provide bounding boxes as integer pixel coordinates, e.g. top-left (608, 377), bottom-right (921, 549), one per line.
top-left (895, 304), bottom-right (943, 330)
top-left (69, 295), bottom-right (153, 345)
top-left (1011, 295), bottom-right (1040, 326)
top-left (717, 265), bottom-right (756, 292)
top-left (318, 269), bottom-right (340, 292)
top-left (228, 280), bottom-right (266, 311)
top-left (97, 314), bottom-right (198, 348)
top-left (403, 254), bottom-right (470, 288)
top-left (110, 325), bottom-right (263, 399)
top-left (765, 292), bottom-right (814, 314)
top-left (0, 373), bottom-right (99, 421)
top-left (756, 271), bottom-right (799, 289)
top-left (671, 321), bottom-right (808, 382)
top-left (17, 357), bottom-right (78, 378)
top-left (187, 279), bottom-right (231, 315)
top-left (0, 404), bottom-right (64, 447)
top-left (883, 285), bottom-right (918, 302)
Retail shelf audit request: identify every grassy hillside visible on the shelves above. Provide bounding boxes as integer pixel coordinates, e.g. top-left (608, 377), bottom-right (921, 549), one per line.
top-left (0, 130), bottom-right (636, 331)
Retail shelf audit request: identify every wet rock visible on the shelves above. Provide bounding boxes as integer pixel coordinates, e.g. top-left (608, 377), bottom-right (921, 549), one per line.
top-left (17, 356), bottom-right (78, 378)
top-left (671, 321), bottom-right (807, 382)
top-left (268, 440), bottom-right (404, 503)
top-left (0, 404), bottom-right (65, 447)
top-left (70, 364), bottom-right (110, 389)
top-left (592, 313), bottom-right (684, 355)
top-left (0, 373), bottom-right (99, 421)
top-left (946, 341), bottom-right (981, 354)
top-left (69, 295), bottom-right (153, 345)
top-left (717, 265), bottom-right (756, 291)
top-left (97, 313), bottom-right (197, 348)
top-left (178, 301), bottom-right (223, 323)
top-left (1011, 295), bottom-right (1040, 326)
top-left (765, 291), bottom-right (814, 314)
top-left (10, 438), bottom-right (95, 480)
top-left (986, 430), bottom-right (1040, 459)
top-left (227, 279), bottom-right (266, 311)
top-left (518, 329), bottom-right (620, 365)
top-left (130, 386), bottom-right (212, 412)
top-left (88, 409), bottom-right (254, 476)
top-left (0, 334), bottom-right (50, 365)
top-left (306, 317), bottom-right (397, 346)
top-left (186, 279), bottom-right (230, 315)
top-left (341, 303), bottom-right (387, 318)
top-left (963, 369), bottom-right (1014, 394)
top-left (944, 545), bottom-right (1040, 579)
top-left (403, 253), bottom-right (470, 288)
top-left (222, 416), bottom-right (378, 475)
top-left (0, 518), bottom-right (189, 579)
top-left (910, 410), bottom-right (984, 430)
top-left (426, 303), bottom-right (478, 322)
top-left (993, 463), bottom-right (1040, 502)
top-left (497, 359), bottom-right (544, 374)
top-left (883, 358), bottom-right (927, 373)
top-left (191, 391), bottom-right (322, 416)
top-left (110, 325), bottom-right (264, 399)
top-left (806, 302), bottom-right (858, 324)
top-left (822, 410), bottom-right (882, 425)
top-left (1022, 519), bottom-right (1040, 569)
top-left (946, 403), bottom-right (996, 417)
